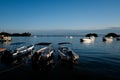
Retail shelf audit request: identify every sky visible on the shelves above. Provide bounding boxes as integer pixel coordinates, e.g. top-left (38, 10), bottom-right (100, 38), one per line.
top-left (0, 0), bottom-right (120, 33)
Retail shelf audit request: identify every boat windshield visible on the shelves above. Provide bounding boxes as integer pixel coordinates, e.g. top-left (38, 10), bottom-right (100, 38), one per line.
top-left (35, 42), bottom-right (53, 51)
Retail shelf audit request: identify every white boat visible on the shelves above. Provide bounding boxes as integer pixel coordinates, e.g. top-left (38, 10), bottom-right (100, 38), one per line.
top-left (1, 42), bottom-right (34, 64)
top-left (31, 42), bottom-right (54, 71)
top-left (103, 36), bottom-right (113, 42)
top-left (12, 44), bottom-right (34, 58)
top-left (34, 42), bottom-right (54, 60)
top-left (0, 35), bottom-right (12, 42)
top-left (80, 36), bottom-right (95, 43)
top-left (58, 42), bottom-right (79, 64)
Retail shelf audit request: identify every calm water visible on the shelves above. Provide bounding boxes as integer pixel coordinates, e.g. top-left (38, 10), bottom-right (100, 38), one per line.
top-left (0, 36), bottom-right (120, 80)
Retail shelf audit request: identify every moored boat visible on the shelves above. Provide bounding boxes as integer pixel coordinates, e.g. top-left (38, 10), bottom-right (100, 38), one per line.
top-left (0, 42), bottom-right (34, 65)
top-left (80, 36), bottom-right (95, 43)
top-left (0, 35), bottom-right (12, 42)
top-left (58, 42), bottom-right (79, 64)
top-left (31, 42), bottom-right (55, 71)
top-left (103, 36), bottom-right (113, 42)
top-left (35, 42), bottom-right (54, 60)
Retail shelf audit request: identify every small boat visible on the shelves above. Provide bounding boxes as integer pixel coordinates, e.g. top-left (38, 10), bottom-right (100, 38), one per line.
top-left (80, 36), bottom-right (95, 43)
top-left (103, 36), bottom-right (113, 42)
top-left (12, 44), bottom-right (34, 58)
top-left (0, 42), bottom-right (34, 64)
top-left (0, 35), bottom-right (12, 42)
top-left (31, 42), bottom-right (54, 71)
top-left (34, 42), bottom-right (54, 60)
top-left (58, 42), bottom-right (79, 64)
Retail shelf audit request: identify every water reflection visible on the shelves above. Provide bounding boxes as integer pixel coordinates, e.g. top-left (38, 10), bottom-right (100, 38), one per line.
top-left (81, 41), bottom-right (94, 46)
top-left (31, 55), bottom-right (55, 72)
top-left (103, 40), bottom-right (113, 44)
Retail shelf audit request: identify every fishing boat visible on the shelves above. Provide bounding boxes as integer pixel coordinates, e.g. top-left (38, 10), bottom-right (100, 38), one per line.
top-left (31, 42), bottom-right (54, 71)
top-left (58, 42), bottom-right (79, 64)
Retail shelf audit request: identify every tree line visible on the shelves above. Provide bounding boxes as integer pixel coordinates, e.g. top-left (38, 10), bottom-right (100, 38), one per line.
top-left (85, 32), bottom-right (120, 37)
top-left (0, 32), bottom-right (31, 36)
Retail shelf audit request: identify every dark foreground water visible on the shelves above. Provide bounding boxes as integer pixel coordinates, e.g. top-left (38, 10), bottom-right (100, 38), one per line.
top-left (0, 36), bottom-right (120, 80)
